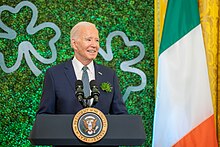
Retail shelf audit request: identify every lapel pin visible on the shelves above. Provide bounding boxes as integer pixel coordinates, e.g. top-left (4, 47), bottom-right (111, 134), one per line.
top-left (98, 72), bottom-right (102, 75)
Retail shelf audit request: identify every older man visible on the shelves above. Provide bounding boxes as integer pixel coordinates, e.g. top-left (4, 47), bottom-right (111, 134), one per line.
top-left (37, 22), bottom-right (128, 115)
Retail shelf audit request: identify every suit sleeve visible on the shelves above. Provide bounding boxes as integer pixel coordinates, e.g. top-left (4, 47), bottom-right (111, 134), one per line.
top-left (37, 69), bottom-right (56, 114)
top-left (110, 71), bottom-right (128, 114)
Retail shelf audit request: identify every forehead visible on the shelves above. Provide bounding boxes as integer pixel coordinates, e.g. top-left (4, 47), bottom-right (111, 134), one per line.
top-left (79, 25), bottom-right (99, 38)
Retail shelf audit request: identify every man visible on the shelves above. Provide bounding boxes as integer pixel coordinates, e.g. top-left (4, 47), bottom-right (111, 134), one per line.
top-left (37, 22), bottom-right (128, 115)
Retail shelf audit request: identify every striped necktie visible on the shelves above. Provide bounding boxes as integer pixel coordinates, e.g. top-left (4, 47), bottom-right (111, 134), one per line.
top-left (82, 66), bottom-right (90, 98)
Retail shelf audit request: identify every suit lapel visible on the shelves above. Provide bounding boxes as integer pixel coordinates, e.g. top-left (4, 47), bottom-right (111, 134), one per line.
top-left (64, 59), bottom-right (77, 91)
top-left (94, 62), bottom-right (103, 87)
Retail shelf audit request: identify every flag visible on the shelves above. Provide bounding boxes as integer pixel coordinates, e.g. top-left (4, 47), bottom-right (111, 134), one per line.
top-left (152, 0), bottom-right (218, 146)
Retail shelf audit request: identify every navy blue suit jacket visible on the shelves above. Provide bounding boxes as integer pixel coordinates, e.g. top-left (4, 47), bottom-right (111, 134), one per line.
top-left (37, 59), bottom-right (128, 115)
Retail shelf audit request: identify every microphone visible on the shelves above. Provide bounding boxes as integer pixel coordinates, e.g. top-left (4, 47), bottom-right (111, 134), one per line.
top-left (75, 80), bottom-right (86, 107)
top-left (90, 80), bottom-right (100, 106)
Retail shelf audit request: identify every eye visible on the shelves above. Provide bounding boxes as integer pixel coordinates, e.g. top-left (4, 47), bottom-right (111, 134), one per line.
top-left (85, 38), bottom-right (91, 41)
top-left (96, 39), bottom-right (99, 42)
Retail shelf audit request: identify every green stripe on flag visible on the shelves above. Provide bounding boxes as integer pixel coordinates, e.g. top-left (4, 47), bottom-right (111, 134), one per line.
top-left (159, 0), bottom-right (200, 55)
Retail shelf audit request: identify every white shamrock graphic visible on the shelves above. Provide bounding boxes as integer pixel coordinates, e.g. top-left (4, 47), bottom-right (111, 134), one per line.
top-left (0, 1), bottom-right (61, 76)
top-left (99, 31), bottom-right (147, 101)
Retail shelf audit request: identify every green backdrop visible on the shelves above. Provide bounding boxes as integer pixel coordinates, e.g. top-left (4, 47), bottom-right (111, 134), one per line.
top-left (0, 0), bottom-right (154, 146)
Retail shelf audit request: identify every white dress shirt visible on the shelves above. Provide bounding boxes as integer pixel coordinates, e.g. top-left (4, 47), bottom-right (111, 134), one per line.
top-left (72, 57), bottom-right (96, 106)
top-left (72, 57), bottom-right (95, 81)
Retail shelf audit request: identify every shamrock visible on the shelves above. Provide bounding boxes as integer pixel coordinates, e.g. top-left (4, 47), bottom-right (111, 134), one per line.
top-left (98, 31), bottom-right (146, 101)
top-left (0, 1), bottom-right (61, 76)
top-left (100, 82), bottom-right (112, 93)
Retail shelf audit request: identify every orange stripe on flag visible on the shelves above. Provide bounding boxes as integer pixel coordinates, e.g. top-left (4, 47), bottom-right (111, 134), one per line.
top-left (173, 115), bottom-right (218, 147)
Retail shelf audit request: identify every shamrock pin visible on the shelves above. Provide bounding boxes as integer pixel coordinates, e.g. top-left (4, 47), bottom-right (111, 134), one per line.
top-left (100, 82), bottom-right (112, 93)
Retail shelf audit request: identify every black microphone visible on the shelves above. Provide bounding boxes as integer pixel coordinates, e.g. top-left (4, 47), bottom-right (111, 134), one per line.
top-left (90, 80), bottom-right (100, 106)
top-left (75, 80), bottom-right (86, 107)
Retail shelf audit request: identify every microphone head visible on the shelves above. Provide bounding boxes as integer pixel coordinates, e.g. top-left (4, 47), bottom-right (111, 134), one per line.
top-left (90, 80), bottom-right (97, 88)
top-left (89, 80), bottom-right (99, 107)
top-left (90, 80), bottom-right (100, 96)
top-left (75, 80), bottom-right (83, 88)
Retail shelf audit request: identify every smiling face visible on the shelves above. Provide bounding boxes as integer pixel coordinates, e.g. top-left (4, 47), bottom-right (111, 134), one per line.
top-left (71, 24), bottom-right (100, 65)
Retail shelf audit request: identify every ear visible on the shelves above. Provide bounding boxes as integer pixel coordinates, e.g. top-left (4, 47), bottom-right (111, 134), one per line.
top-left (71, 38), bottom-right (78, 50)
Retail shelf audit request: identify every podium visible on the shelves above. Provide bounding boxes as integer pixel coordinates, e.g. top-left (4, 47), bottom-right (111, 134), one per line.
top-left (28, 114), bottom-right (146, 146)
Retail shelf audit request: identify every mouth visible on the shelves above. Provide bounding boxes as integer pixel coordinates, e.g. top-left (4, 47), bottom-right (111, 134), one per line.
top-left (87, 50), bottom-right (97, 53)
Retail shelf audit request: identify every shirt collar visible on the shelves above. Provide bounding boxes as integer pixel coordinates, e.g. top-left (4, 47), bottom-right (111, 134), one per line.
top-left (72, 57), bottom-right (94, 72)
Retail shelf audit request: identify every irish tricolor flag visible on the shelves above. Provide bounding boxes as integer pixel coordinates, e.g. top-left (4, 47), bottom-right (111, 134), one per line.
top-left (152, 0), bottom-right (218, 146)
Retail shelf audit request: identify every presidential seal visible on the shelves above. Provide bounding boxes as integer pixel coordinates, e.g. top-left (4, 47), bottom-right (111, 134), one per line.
top-left (72, 108), bottom-right (108, 143)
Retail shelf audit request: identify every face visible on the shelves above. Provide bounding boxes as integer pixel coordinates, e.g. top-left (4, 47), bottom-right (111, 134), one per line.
top-left (71, 25), bottom-right (100, 65)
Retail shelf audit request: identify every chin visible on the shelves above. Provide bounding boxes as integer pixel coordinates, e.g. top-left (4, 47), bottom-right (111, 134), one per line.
top-left (88, 55), bottom-right (97, 60)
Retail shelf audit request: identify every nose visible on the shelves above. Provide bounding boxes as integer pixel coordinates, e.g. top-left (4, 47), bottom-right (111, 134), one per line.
top-left (91, 40), bottom-right (99, 48)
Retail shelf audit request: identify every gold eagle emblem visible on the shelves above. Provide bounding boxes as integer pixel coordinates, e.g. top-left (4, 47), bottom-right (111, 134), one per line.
top-left (83, 116), bottom-right (99, 135)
